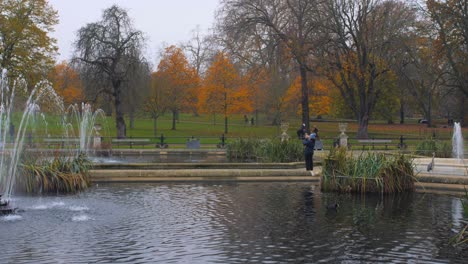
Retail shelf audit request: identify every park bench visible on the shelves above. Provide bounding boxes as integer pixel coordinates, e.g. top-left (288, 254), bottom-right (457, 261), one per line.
top-left (112, 138), bottom-right (150, 148)
top-left (357, 139), bottom-right (393, 150)
top-left (44, 138), bottom-right (81, 148)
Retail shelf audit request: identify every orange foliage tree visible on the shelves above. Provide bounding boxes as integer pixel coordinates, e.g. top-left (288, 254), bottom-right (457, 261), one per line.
top-left (284, 75), bottom-right (331, 119)
top-left (49, 61), bottom-right (84, 106)
top-left (242, 68), bottom-right (268, 125)
top-left (156, 45), bottom-right (200, 130)
top-left (198, 52), bottom-right (252, 133)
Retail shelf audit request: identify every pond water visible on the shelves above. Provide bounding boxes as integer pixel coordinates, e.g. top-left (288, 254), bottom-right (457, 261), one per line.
top-left (91, 153), bottom-right (228, 164)
top-left (1, 183), bottom-right (467, 263)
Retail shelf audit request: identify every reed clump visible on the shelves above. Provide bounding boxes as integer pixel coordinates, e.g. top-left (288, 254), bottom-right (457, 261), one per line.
top-left (18, 152), bottom-right (91, 193)
top-left (322, 147), bottom-right (416, 193)
top-left (227, 138), bottom-right (303, 162)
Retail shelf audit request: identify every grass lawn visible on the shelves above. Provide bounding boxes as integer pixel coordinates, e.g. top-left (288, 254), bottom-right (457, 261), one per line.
top-left (8, 112), bottom-right (464, 148)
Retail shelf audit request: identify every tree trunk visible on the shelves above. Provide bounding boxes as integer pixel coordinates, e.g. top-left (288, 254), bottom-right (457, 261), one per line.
top-left (427, 91), bottom-right (432, 127)
top-left (399, 101), bottom-right (405, 124)
top-left (192, 106), bottom-right (199, 117)
top-left (255, 109), bottom-right (259, 126)
top-left (171, 110), bottom-right (177, 130)
top-left (224, 116), bottom-right (228, 134)
top-left (357, 114), bottom-right (369, 139)
top-left (114, 85), bottom-right (126, 139)
top-left (299, 65), bottom-right (310, 132)
top-left (153, 117), bottom-right (158, 137)
top-left (459, 94), bottom-right (466, 127)
top-left (129, 111), bottom-right (135, 129)
top-left (224, 92), bottom-right (228, 134)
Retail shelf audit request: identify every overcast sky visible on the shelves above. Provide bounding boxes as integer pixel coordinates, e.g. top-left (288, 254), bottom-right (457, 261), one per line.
top-left (48, 0), bottom-right (220, 63)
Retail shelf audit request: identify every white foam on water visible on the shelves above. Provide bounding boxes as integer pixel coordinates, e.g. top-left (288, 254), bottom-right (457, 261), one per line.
top-left (72, 214), bottom-right (92, 222)
top-left (31, 204), bottom-right (49, 210)
top-left (1, 214), bottom-right (22, 221)
top-left (51, 201), bottom-right (65, 207)
top-left (30, 201), bottom-right (66, 210)
top-left (68, 205), bottom-right (89, 212)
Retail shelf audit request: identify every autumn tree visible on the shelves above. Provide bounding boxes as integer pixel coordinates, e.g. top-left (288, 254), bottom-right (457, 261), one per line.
top-left (218, 0), bottom-right (324, 132)
top-left (155, 45), bottom-right (199, 130)
top-left (0, 0), bottom-right (58, 86)
top-left (49, 61), bottom-right (84, 106)
top-left (199, 52), bottom-right (252, 133)
top-left (73, 5), bottom-right (146, 138)
top-left (284, 75), bottom-right (331, 118)
top-left (320, 0), bottom-right (418, 138)
top-left (427, 0), bottom-right (468, 124)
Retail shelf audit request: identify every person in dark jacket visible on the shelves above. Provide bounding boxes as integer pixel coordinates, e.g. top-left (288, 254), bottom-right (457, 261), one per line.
top-left (303, 132), bottom-right (316, 171)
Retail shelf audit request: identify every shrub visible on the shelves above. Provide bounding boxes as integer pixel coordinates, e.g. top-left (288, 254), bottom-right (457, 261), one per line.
top-left (227, 138), bottom-right (303, 162)
top-left (322, 147), bottom-right (415, 193)
top-left (415, 138), bottom-right (451, 158)
top-left (18, 152), bottom-right (91, 193)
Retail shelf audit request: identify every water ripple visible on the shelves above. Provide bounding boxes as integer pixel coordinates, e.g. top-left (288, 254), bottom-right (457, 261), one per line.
top-left (0, 183), bottom-right (466, 263)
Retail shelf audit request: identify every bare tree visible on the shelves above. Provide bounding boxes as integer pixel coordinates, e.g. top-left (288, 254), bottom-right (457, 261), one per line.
top-left (427, 0), bottom-right (468, 125)
top-left (182, 26), bottom-right (213, 77)
top-left (217, 0), bottom-right (325, 132)
top-left (320, 0), bottom-right (418, 138)
top-left (73, 5), bottom-right (146, 138)
top-left (122, 58), bottom-right (151, 129)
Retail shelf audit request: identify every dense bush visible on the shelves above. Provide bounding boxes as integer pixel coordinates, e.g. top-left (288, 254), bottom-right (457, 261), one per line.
top-left (415, 138), bottom-right (451, 158)
top-left (18, 152), bottom-right (91, 193)
top-left (227, 138), bottom-right (303, 162)
top-left (322, 147), bottom-right (415, 193)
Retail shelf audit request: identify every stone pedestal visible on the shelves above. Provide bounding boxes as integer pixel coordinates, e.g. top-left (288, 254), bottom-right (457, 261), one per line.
top-left (93, 124), bottom-right (102, 149)
top-left (339, 123), bottom-right (348, 148)
top-left (280, 122), bottom-right (290, 142)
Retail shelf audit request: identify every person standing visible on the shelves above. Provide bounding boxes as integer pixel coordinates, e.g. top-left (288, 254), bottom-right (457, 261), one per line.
top-left (297, 123), bottom-right (306, 139)
top-left (303, 132), bottom-right (316, 171)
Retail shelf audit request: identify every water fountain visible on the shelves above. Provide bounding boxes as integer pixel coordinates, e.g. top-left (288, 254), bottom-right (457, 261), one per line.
top-left (0, 70), bottom-right (63, 213)
top-left (63, 103), bottom-right (106, 156)
top-left (452, 122), bottom-right (464, 161)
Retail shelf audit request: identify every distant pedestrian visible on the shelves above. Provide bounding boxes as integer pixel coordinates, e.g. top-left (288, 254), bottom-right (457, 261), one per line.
top-left (250, 117), bottom-right (254, 126)
top-left (303, 132), bottom-right (316, 171)
top-left (244, 115), bottom-right (249, 125)
top-left (313, 126), bottom-right (319, 139)
top-left (297, 123), bottom-right (306, 139)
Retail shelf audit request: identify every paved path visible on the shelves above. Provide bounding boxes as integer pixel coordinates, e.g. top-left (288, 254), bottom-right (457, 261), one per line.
top-left (89, 157), bottom-right (468, 195)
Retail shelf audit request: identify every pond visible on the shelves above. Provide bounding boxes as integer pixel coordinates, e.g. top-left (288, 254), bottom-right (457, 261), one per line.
top-left (1, 182), bottom-right (467, 263)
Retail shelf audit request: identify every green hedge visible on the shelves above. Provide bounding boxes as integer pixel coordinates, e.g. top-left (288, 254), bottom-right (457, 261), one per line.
top-left (227, 138), bottom-right (303, 162)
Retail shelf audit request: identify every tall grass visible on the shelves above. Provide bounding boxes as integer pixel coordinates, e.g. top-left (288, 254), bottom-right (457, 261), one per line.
top-left (415, 138), bottom-right (452, 158)
top-left (18, 152), bottom-right (91, 193)
top-left (227, 138), bottom-right (303, 162)
top-left (322, 147), bottom-right (416, 193)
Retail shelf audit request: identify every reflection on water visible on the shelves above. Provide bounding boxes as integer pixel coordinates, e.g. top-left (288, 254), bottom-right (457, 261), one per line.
top-left (1, 183), bottom-right (467, 263)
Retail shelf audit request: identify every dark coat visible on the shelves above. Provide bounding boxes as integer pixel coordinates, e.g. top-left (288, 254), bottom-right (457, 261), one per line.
top-left (303, 138), bottom-right (315, 154)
